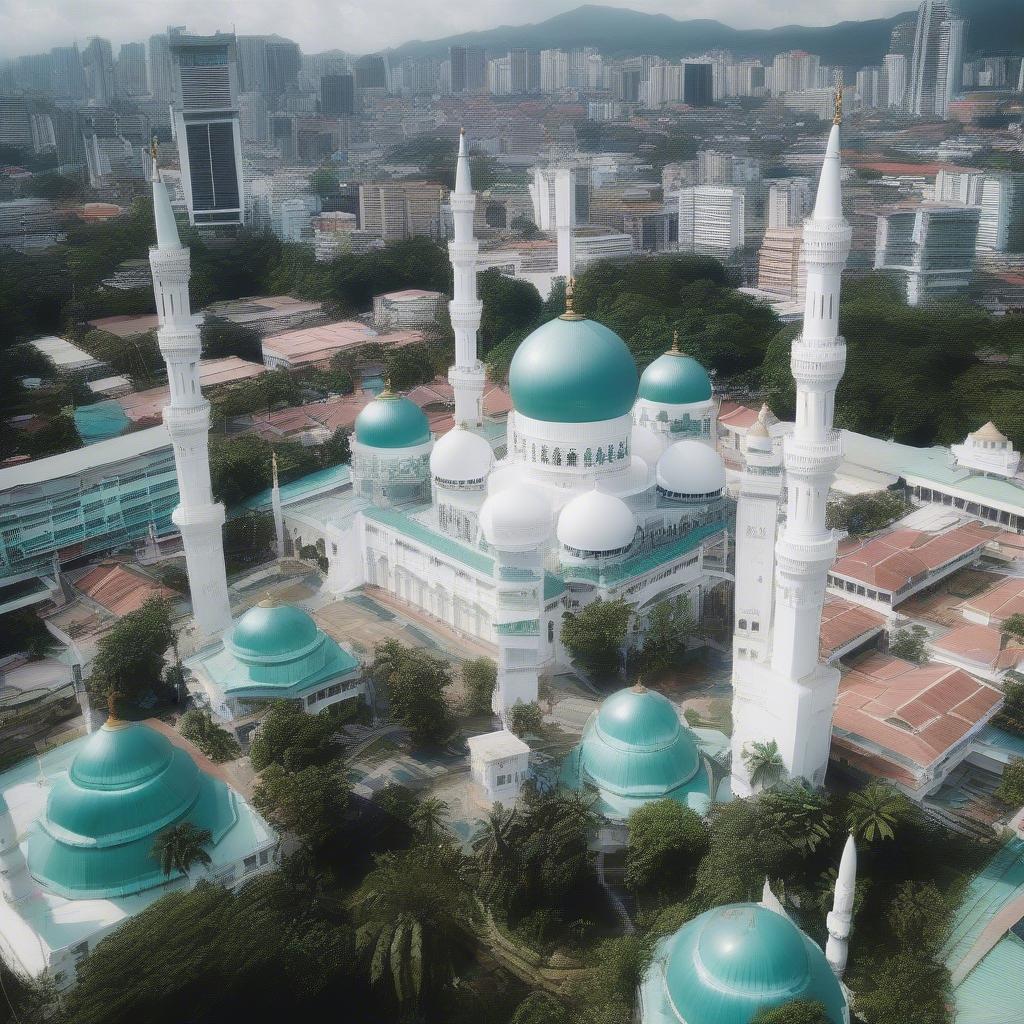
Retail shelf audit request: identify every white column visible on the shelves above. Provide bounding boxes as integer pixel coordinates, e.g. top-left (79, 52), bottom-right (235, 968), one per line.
top-left (448, 130), bottom-right (486, 428)
top-left (149, 157), bottom-right (232, 638)
top-left (554, 166), bottom-right (575, 280)
top-left (271, 452), bottom-right (285, 559)
top-left (826, 834), bottom-right (857, 977)
top-left (0, 795), bottom-right (31, 903)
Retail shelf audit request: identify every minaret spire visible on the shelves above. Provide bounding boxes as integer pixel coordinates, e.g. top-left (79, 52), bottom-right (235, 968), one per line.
top-left (149, 145), bottom-right (232, 637)
top-left (271, 452), bottom-right (285, 560)
top-left (447, 130), bottom-right (486, 428)
top-left (826, 834), bottom-right (857, 977)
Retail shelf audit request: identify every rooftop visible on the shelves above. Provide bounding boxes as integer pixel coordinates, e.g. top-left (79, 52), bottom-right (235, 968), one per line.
top-left (29, 336), bottom-right (98, 370)
top-left (73, 562), bottom-right (177, 618)
top-left (931, 623), bottom-right (1024, 672)
top-left (86, 314), bottom-right (160, 338)
top-left (819, 596), bottom-right (887, 662)
top-left (958, 577), bottom-right (1024, 623)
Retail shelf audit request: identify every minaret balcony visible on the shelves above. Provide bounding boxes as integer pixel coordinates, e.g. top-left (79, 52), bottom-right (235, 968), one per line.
top-left (790, 340), bottom-right (846, 384)
top-left (448, 241), bottom-right (480, 261)
top-left (775, 533), bottom-right (838, 575)
top-left (783, 435), bottom-right (843, 478)
top-left (450, 194), bottom-right (476, 213)
top-left (149, 247), bottom-right (190, 274)
top-left (164, 403), bottom-right (212, 435)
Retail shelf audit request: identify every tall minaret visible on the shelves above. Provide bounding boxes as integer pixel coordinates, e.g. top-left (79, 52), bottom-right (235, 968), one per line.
top-left (271, 452), bottom-right (285, 559)
top-left (731, 83), bottom-right (850, 794)
top-left (826, 834), bottom-right (858, 978)
top-left (0, 793), bottom-right (31, 903)
top-left (148, 142), bottom-right (233, 637)
top-left (448, 130), bottom-right (486, 428)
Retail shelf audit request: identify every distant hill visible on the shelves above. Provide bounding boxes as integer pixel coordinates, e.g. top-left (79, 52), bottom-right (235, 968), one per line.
top-left (385, 1), bottom-right (1024, 68)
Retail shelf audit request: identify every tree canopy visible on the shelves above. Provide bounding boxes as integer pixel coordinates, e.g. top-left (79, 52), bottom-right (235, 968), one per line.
top-left (561, 598), bottom-right (633, 677)
top-left (372, 640), bottom-right (453, 747)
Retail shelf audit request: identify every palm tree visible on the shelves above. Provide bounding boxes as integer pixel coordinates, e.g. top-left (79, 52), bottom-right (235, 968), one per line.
top-left (410, 797), bottom-right (450, 843)
top-left (761, 781), bottom-right (834, 857)
top-left (743, 739), bottom-right (786, 791)
top-left (354, 846), bottom-right (478, 1009)
top-left (472, 802), bottom-right (519, 914)
top-left (847, 783), bottom-right (905, 844)
top-left (152, 821), bottom-right (213, 880)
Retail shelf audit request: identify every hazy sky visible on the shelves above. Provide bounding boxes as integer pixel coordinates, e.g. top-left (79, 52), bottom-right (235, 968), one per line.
top-left (0, 0), bottom-right (920, 59)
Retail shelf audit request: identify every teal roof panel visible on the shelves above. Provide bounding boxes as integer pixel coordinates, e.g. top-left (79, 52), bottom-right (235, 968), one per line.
top-left (638, 352), bottom-right (712, 405)
top-left (355, 393), bottom-right (430, 448)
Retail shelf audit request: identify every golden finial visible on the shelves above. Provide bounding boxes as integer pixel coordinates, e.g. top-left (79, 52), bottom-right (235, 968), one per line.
top-left (560, 277), bottom-right (584, 321)
top-left (632, 676), bottom-right (647, 694)
top-left (668, 328), bottom-right (684, 356)
top-left (379, 375), bottom-right (397, 398)
top-left (106, 691), bottom-right (127, 729)
top-left (149, 135), bottom-right (159, 162)
top-left (833, 69), bottom-right (843, 125)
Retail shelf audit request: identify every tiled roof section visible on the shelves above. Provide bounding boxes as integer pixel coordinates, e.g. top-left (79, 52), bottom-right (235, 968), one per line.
top-left (74, 562), bottom-right (177, 617)
top-left (932, 623), bottom-right (1024, 671)
top-left (958, 576), bottom-right (1024, 623)
top-left (819, 596), bottom-right (886, 659)
top-left (831, 522), bottom-right (997, 593)
top-left (833, 653), bottom-right (1002, 771)
top-left (717, 402), bottom-right (759, 430)
top-left (119, 358), bottom-right (267, 423)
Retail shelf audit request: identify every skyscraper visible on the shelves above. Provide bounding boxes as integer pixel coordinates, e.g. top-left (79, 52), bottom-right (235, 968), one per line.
top-left (82, 37), bottom-right (116, 105)
top-left (148, 34), bottom-right (174, 102)
top-left (50, 45), bottom-right (86, 101)
top-left (320, 73), bottom-right (355, 116)
top-left (117, 43), bottom-right (148, 98)
top-left (882, 53), bottom-right (908, 108)
top-left (169, 30), bottom-right (244, 228)
top-left (908, 1), bottom-right (962, 117)
top-left (449, 46), bottom-right (485, 93)
top-left (682, 62), bottom-right (713, 106)
top-left (936, 18), bottom-right (966, 118)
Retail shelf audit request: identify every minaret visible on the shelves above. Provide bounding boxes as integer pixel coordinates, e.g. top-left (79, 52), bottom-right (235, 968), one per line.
top-left (826, 834), bottom-right (857, 978)
top-left (0, 793), bottom-right (31, 903)
top-left (148, 140), bottom-right (232, 638)
top-left (447, 130), bottom-right (486, 428)
top-left (731, 84), bottom-right (850, 794)
top-left (271, 452), bottom-right (285, 559)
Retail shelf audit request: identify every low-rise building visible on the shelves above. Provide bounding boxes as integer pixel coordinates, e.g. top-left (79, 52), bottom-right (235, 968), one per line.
top-left (372, 289), bottom-right (445, 331)
top-left (261, 321), bottom-right (426, 371)
top-left (930, 622), bottom-right (1024, 684)
top-left (29, 336), bottom-right (106, 380)
top-left (468, 729), bottom-right (531, 805)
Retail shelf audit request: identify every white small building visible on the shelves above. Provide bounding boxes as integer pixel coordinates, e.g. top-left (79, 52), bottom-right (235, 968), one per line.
top-left (372, 289), bottom-right (446, 331)
top-left (468, 729), bottom-right (531, 805)
top-left (951, 422), bottom-right (1021, 480)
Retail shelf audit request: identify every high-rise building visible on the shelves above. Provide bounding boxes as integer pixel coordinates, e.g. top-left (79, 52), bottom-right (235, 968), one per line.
top-left (937, 169), bottom-right (1024, 252)
top-left (882, 53), bottom-right (908, 108)
top-left (908, 1), bottom-right (956, 117)
top-left (890, 19), bottom-right (917, 60)
top-left (540, 49), bottom-right (568, 92)
top-left (856, 66), bottom-right (883, 109)
top-left (677, 186), bottom-right (745, 257)
top-left (320, 73), bottom-right (354, 116)
top-left (354, 53), bottom-right (389, 90)
top-left (169, 30), bottom-right (245, 228)
top-left (449, 46), bottom-right (485, 94)
top-left (82, 37), bottom-right (116, 105)
top-left (757, 226), bottom-right (806, 298)
top-left (487, 57), bottom-right (512, 96)
top-left (236, 35), bottom-right (301, 100)
top-left (15, 54), bottom-right (53, 94)
top-left (875, 204), bottom-right (980, 304)
top-left (509, 49), bottom-right (539, 94)
top-left (116, 43), bottom-right (148, 98)
top-left (767, 178), bottom-right (812, 228)
top-left (359, 180), bottom-right (445, 241)
top-left (935, 18), bottom-right (966, 119)
top-left (147, 157), bottom-right (232, 637)
top-left (568, 47), bottom-right (598, 89)
top-left (148, 34), bottom-right (174, 102)
top-left (50, 45), bottom-right (86, 101)
top-left (238, 91), bottom-right (269, 144)
top-left (682, 62), bottom-right (713, 106)
top-left (642, 63), bottom-right (682, 107)
top-left (770, 50), bottom-right (820, 96)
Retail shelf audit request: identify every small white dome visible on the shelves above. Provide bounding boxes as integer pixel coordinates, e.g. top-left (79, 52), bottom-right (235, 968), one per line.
top-left (657, 440), bottom-right (726, 497)
top-left (631, 425), bottom-right (666, 466)
top-left (479, 486), bottom-right (552, 550)
top-left (557, 488), bottom-right (636, 554)
top-left (746, 418), bottom-right (773, 453)
top-left (430, 425), bottom-right (493, 483)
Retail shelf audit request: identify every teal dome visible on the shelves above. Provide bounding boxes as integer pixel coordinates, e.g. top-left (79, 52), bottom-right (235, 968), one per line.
top-left (509, 316), bottom-right (639, 423)
top-left (654, 905), bottom-right (847, 1024)
top-left (638, 349), bottom-right (712, 406)
top-left (28, 721), bottom-right (237, 899)
top-left (573, 685), bottom-right (704, 806)
top-left (355, 392), bottom-right (430, 449)
top-left (227, 599), bottom-right (320, 661)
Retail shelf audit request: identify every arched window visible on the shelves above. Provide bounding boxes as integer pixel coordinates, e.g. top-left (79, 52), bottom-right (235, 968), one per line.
top-left (553, 448), bottom-right (562, 465)
top-left (738, 618), bottom-right (747, 630)
top-left (531, 444), bottom-right (537, 461)
top-left (566, 451), bottom-right (578, 467)
top-left (595, 448), bottom-right (605, 465)
top-left (607, 444), bottom-right (615, 462)
top-left (548, 621), bottom-right (554, 642)
top-left (584, 448), bottom-right (593, 467)
top-left (540, 445), bottom-right (549, 463)
top-left (617, 441), bottom-right (626, 459)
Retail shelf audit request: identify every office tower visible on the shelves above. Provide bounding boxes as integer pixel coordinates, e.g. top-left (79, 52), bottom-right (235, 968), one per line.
top-left (354, 53), bottom-right (388, 90)
top-left (117, 43), bottom-right (149, 98)
top-left (238, 91), bottom-right (269, 144)
top-left (509, 50), bottom-right (531, 93)
top-left (265, 38), bottom-right (301, 99)
top-left (682, 63), bottom-right (713, 106)
top-left (82, 37), bottom-right (116, 105)
top-left (50, 45), bottom-right (86, 101)
top-left (890, 19), bottom-right (917, 60)
top-left (359, 180), bottom-right (445, 241)
top-left (449, 46), bottom-right (485, 93)
top-left (236, 36), bottom-right (269, 95)
top-left (939, 170), bottom-right (1024, 252)
top-left (883, 53), bottom-right (908, 108)
top-left (15, 54), bottom-right (53, 94)
top-left (147, 159), bottom-right (232, 637)
top-left (725, 60), bottom-right (766, 97)
top-left (568, 47), bottom-right (597, 89)
top-left (908, 1), bottom-right (953, 116)
top-left (320, 73), bottom-right (355, 116)
top-left (856, 66), bottom-right (883, 109)
top-left (540, 49), bottom-right (568, 92)
top-left (169, 30), bottom-right (244, 228)
top-left (770, 50), bottom-right (820, 96)
top-left (697, 150), bottom-right (733, 185)
top-left (768, 178), bottom-right (812, 228)
top-left (935, 18), bottom-right (965, 118)
top-left (875, 204), bottom-right (980, 304)
top-left (677, 186), bottom-right (745, 257)
top-left (758, 226), bottom-right (805, 298)
top-left (642, 63), bottom-right (682, 107)
top-left (148, 34), bottom-right (174, 102)
top-left (0, 99), bottom-right (32, 150)
top-left (488, 57), bottom-right (512, 96)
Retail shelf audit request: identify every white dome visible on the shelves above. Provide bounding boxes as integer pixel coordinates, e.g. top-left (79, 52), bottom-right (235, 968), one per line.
top-left (631, 425), bottom-right (666, 466)
top-left (657, 440), bottom-right (726, 497)
top-left (479, 486), bottom-right (552, 550)
top-left (557, 488), bottom-right (636, 554)
top-left (430, 426), bottom-right (492, 483)
top-left (746, 418), bottom-right (773, 453)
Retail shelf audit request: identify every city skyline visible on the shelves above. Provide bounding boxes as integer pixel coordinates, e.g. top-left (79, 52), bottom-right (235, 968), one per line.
top-left (0, 0), bottom-right (924, 60)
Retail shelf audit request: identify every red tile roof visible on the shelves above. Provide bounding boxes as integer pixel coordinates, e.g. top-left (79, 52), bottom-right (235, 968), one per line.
top-left (718, 402), bottom-right (759, 430)
top-left (932, 622), bottom-right (1024, 670)
top-left (75, 562), bottom-right (177, 617)
top-left (819, 596), bottom-right (886, 659)
top-left (833, 654), bottom-right (1002, 772)
top-left (958, 576), bottom-right (1024, 623)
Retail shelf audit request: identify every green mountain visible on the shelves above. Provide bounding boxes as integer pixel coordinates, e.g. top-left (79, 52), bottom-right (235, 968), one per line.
top-left (387, 1), bottom-right (1024, 66)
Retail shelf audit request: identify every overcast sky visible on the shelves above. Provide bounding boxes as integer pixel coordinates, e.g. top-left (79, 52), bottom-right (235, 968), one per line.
top-left (0, 0), bottom-right (920, 59)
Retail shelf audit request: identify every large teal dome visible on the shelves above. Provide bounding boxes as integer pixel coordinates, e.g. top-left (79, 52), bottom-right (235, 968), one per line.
top-left (509, 315), bottom-right (639, 423)
top-left (639, 348), bottom-right (712, 406)
top-left (355, 391), bottom-right (430, 449)
top-left (649, 904), bottom-right (847, 1024)
top-left (28, 721), bottom-right (237, 899)
top-left (227, 599), bottom-right (320, 661)
top-left (562, 684), bottom-right (710, 819)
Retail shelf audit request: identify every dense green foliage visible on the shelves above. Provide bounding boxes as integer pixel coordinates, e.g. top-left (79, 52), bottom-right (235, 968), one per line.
top-left (507, 701), bottom-right (544, 739)
top-left (461, 657), bottom-right (497, 716)
top-left (888, 625), bottom-right (930, 665)
top-left (750, 999), bottom-right (831, 1024)
top-left (994, 674), bottom-right (1024, 736)
top-left (249, 700), bottom-right (344, 772)
top-left (995, 757), bottom-right (1024, 808)
top-left (0, 607), bottom-right (55, 659)
top-left (826, 490), bottom-right (906, 536)
top-left (625, 800), bottom-right (709, 899)
top-left (561, 598), bottom-right (633, 677)
top-left (640, 595), bottom-right (701, 673)
top-left (178, 709), bottom-right (242, 763)
top-left (151, 822), bottom-right (213, 879)
top-left (373, 640), bottom-right (453, 747)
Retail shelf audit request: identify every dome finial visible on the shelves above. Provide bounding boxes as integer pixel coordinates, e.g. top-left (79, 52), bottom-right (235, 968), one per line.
top-left (379, 376), bottom-right (397, 399)
top-left (106, 690), bottom-right (127, 729)
top-left (560, 277), bottom-right (584, 321)
top-left (257, 591), bottom-right (278, 609)
top-left (632, 675), bottom-right (647, 693)
top-left (668, 328), bottom-right (685, 356)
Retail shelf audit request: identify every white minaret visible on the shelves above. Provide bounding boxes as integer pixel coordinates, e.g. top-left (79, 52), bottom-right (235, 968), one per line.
top-left (0, 793), bottom-right (31, 903)
top-left (148, 143), bottom-right (232, 638)
top-left (271, 452), bottom-right (285, 559)
top-left (826, 834), bottom-right (858, 977)
top-left (448, 130), bottom-right (486, 429)
top-left (731, 84), bottom-right (850, 795)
